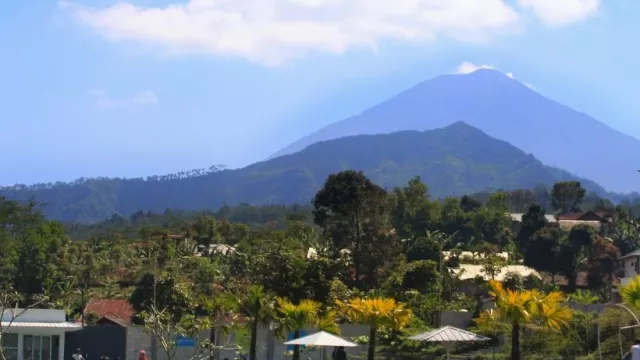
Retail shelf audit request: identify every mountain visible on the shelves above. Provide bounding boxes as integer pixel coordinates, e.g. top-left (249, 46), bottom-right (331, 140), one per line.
top-left (1, 123), bottom-right (607, 223)
top-left (271, 69), bottom-right (640, 193)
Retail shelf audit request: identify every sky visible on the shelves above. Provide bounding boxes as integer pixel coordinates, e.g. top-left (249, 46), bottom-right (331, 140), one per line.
top-left (1, 0), bottom-right (639, 185)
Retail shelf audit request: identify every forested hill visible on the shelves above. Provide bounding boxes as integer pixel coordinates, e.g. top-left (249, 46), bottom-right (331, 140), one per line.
top-left (1, 122), bottom-right (609, 223)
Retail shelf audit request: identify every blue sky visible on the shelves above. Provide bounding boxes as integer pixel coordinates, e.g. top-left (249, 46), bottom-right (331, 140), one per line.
top-left (1, 0), bottom-right (638, 185)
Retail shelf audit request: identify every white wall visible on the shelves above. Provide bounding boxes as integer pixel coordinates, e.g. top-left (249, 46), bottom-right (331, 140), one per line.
top-left (129, 324), bottom-right (369, 360)
top-left (1, 309), bottom-right (67, 322)
top-left (624, 257), bottom-right (638, 278)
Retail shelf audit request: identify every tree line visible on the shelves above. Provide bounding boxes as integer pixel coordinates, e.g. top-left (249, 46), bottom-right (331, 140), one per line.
top-left (2, 171), bottom-right (640, 359)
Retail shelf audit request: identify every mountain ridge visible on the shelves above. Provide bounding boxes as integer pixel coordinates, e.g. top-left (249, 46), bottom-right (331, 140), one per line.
top-left (1, 122), bottom-right (611, 223)
top-left (270, 69), bottom-right (640, 193)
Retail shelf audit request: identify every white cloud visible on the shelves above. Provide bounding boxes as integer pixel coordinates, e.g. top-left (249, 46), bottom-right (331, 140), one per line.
top-left (517, 0), bottom-right (600, 26)
top-left (454, 62), bottom-right (535, 89)
top-left (60, 0), bottom-right (599, 65)
top-left (89, 89), bottom-right (159, 109)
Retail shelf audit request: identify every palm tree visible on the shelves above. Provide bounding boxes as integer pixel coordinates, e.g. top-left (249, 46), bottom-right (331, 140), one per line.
top-left (275, 298), bottom-right (339, 360)
top-left (242, 285), bottom-right (275, 360)
top-left (477, 280), bottom-right (572, 360)
top-left (335, 297), bottom-right (413, 360)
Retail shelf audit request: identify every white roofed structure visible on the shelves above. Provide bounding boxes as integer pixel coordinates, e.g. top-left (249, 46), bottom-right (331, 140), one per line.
top-left (409, 326), bottom-right (490, 359)
top-left (284, 331), bottom-right (357, 347)
top-left (409, 326), bottom-right (490, 342)
top-left (1, 308), bottom-right (81, 360)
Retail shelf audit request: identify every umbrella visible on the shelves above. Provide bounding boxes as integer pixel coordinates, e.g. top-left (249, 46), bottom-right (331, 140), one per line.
top-left (284, 331), bottom-right (357, 360)
top-left (409, 326), bottom-right (490, 360)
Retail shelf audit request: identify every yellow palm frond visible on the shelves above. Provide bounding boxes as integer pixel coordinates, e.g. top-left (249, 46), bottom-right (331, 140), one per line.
top-left (335, 297), bottom-right (413, 330)
top-left (621, 276), bottom-right (640, 309)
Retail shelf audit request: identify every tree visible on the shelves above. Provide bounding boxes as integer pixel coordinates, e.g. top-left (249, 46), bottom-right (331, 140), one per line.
top-left (313, 171), bottom-right (397, 289)
top-left (480, 254), bottom-right (506, 280)
top-left (200, 292), bottom-right (239, 360)
top-left (557, 225), bottom-right (595, 292)
top-left (129, 273), bottom-right (194, 322)
top-left (551, 181), bottom-right (586, 214)
top-left (516, 204), bottom-right (550, 254)
top-left (391, 177), bottom-right (439, 238)
top-left (241, 285), bottom-right (275, 360)
top-left (523, 226), bottom-right (563, 277)
top-left (507, 189), bottom-right (537, 213)
top-left (336, 297), bottom-right (412, 360)
top-left (486, 192), bottom-right (509, 213)
top-left (275, 298), bottom-right (338, 360)
top-left (478, 280), bottom-right (572, 360)
top-left (139, 305), bottom-right (238, 360)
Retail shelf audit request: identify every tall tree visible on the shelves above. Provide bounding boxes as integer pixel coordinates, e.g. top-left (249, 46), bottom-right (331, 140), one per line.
top-left (241, 285), bottom-right (274, 360)
top-left (507, 189), bottom-right (537, 213)
top-left (313, 171), bottom-right (397, 289)
top-left (523, 226), bottom-right (563, 278)
top-left (517, 204), bottom-right (550, 255)
top-left (556, 225), bottom-right (595, 293)
top-left (551, 181), bottom-right (586, 214)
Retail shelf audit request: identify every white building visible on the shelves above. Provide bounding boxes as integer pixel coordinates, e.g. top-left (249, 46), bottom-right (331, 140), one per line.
top-left (620, 250), bottom-right (640, 288)
top-left (1, 308), bottom-right (82, 360)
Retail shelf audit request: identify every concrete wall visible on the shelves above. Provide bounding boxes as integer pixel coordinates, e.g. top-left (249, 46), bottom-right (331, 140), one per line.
top-left (128, 324), bottom-right (369, 360)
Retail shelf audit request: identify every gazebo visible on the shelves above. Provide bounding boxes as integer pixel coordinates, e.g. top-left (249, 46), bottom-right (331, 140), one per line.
top-left (409, 326), bottom-right (490, 360)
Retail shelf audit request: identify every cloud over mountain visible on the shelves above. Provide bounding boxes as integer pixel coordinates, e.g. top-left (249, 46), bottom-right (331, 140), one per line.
top-left (60, 0), bottom-right (599, 64)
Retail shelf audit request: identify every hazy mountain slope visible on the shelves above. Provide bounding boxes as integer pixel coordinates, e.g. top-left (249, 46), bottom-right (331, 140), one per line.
top-left (271, 69), bottom-right (639, 193)
top-left (1, 122), bottom-right (606, 223)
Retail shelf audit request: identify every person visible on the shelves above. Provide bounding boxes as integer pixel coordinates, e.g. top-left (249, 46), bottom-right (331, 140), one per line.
top-left (73, 349), bottom-right (85, 360)
top-left (138, 350), bottom-right (148, 360)
top-left (335, 347), bottom-right (347, 360)
top-left (331, 347), bottom-right (338, 360)
top-left (99, 353), bottom-right (110, 360)
top-left (631, 338), bottom-right (640, 360)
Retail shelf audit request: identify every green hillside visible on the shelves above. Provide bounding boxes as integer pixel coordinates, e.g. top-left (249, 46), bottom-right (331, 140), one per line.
top-left (1, 122), bottom-right (607, 223)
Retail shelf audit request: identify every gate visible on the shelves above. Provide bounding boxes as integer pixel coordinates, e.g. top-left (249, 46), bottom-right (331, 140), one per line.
top-left (65, 326), bottom-right (127, 360)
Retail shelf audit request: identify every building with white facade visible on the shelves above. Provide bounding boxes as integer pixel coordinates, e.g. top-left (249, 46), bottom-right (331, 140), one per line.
top-left (1, 308), bottom-right (82, 360)
top-left (620, 249), bottom-right (640, 288)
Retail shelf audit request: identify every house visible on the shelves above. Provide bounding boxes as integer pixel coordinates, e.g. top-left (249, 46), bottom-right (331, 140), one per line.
top-left (449, 264), bottom-right (540, 296)
top-left (1, 308), bottom-right (82, 360)
top-left (509, 211), bottom-right (611, 232)
top-left (619, 249), bottom-right (640, 288)
top-left (82, 299), bottom-right (135, 327)
top-left (556, 211), bottom-right (612, 230)
top-left (451, 264), bottom-right (540, 282)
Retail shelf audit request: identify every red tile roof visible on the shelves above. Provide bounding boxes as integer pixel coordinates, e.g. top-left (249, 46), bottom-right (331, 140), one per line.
top-left (83, 299), bottom-right (135, 326)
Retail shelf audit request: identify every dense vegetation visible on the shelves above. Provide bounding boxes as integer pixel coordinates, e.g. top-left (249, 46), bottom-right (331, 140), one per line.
top-left (3, 171), bottom-right (640, 359)
top-left (1, 122), bottom-right (623, 224)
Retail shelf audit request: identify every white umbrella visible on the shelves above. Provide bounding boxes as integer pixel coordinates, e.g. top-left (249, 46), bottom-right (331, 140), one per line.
top-left (284, 331), bottom-right (357, 360)
top-left (409, 326), bottom-right (490, 360)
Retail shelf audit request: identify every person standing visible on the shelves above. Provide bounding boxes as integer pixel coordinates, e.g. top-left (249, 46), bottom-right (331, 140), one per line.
top-left (626, 338), bottom-right (640, 360)
top-left (73, 349), bottom-right (85, 360)
top-left (335, 347), bottom-right (347, 360)
top-left (138, 350), bottom-right (148, 360)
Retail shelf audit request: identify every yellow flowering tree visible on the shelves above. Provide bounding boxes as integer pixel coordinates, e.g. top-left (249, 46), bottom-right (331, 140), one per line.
top-left (336, 297), bottom-right (412, 360)
top-left (475, 280), bottom-right (572, 360)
